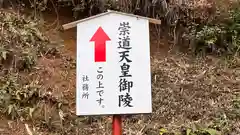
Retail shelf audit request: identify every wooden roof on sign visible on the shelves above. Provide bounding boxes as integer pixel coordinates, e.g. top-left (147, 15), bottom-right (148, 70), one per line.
top-left (62, 10), bottom-right (161, 30)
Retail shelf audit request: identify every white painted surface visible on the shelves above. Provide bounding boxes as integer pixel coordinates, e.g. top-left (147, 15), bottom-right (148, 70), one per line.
top-left (76, 12), bottom-right (152, 116)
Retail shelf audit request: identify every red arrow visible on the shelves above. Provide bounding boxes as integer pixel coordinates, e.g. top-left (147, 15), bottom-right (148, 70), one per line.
top-left (90, 27), bottom-right (111, 62)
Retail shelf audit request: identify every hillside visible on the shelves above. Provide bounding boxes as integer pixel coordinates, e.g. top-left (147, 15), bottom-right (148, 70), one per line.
top-left (0, 0), bottom-right (240, 135)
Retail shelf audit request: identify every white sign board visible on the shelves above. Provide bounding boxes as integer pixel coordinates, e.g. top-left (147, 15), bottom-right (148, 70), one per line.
top-left (76, 11), bottom-right (152, 116)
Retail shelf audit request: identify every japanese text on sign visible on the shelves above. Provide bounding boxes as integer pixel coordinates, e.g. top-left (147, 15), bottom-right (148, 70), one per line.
top-left (76, 12), bottom-right (153, 116)
top-left (82, 75), bottom-right (90, 99)
top-left (96, 67), bottom-right (105, 108)
top-left (117, 22), bottom-right (133, 108)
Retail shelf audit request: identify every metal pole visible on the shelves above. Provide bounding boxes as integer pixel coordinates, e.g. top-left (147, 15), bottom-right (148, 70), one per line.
top-left (112, 115), bottom-right (122, 135)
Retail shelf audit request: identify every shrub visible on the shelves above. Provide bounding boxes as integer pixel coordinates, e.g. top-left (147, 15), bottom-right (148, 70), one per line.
top-left (188, 1), bottom-right (240, 56)
top-left (0, 10), bottom-right (59, 120)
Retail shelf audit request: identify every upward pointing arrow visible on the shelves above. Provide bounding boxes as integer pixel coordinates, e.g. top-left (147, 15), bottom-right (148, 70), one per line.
top-left (90, 27), bottom-right (111, 62)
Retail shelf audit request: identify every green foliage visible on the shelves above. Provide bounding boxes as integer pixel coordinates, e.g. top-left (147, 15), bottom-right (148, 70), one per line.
top-left (0, 10), bottom-right (50, 72)
top-left (0, 73), bottom-right (40, 120)
top-left (186, 128), bottom-right (220, 135)
top-left (233, 97), bottom-right (240, 109)
top-left (228, 96), bottom-right (240, 120)
top-left (157, 126), bottom-right (220, 135)
top-left (159, 128), bottom-right (168, 135)
top-left (3, 0), bottom-right (239, 57)
top-left (190, 3), bottom-right (240, 56)
top-left (0, 10), bottom-right (59, 121)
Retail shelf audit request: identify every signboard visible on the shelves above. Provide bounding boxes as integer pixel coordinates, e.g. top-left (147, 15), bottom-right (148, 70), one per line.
top-left (76, 11), bottom-right (152, 116)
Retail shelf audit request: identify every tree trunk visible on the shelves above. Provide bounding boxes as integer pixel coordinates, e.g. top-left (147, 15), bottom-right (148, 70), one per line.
top-left (143, 0), bottom-right (150, 16)
top-left (99, 0), bottom-right (106, 13)
top-left (0, 0), bottom-right (3, 8)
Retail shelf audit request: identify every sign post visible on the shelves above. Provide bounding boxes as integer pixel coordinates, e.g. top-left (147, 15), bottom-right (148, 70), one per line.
top-left (113, 115), bottom-right (122, 135)
top-left (62, 10), bottom-right (161, 135)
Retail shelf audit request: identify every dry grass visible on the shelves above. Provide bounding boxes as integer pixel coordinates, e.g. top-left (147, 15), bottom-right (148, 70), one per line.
top-left (34, 51), bottom-right (239, 135)
top-left (57, 52), bottom-right (240, 135)
top-left (102, 52), bottom-right (240, 135)
top-left (149, 52), bottom-right (240, 133)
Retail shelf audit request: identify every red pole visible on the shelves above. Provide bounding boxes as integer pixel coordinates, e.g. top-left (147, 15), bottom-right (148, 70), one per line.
top-left (112, 115), bottom-right (122, 135)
